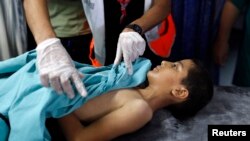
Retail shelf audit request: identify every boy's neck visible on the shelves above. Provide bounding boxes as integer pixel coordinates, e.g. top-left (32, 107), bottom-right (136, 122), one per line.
top-left (136, 87), bottom-right (172, 111)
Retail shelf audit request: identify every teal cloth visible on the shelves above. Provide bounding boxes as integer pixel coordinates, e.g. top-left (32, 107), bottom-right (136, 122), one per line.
top-left (0, 118), bottom-right (9, 141)
top-left (0, 50), bottom-right (151, 141)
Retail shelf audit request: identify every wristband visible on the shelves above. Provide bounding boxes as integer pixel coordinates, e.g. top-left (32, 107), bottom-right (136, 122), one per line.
top-left (126, 24), bottom-right (143, 35)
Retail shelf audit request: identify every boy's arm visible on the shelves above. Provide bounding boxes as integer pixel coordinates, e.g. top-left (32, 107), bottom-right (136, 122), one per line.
top-left (58, 100), bottom-right (153, 141)
top-left (213, 0), bottom-right (240, 65)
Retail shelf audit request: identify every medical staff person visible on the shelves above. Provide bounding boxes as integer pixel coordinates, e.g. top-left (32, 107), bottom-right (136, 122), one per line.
top-left (23, 0), bottom-right (173, 98)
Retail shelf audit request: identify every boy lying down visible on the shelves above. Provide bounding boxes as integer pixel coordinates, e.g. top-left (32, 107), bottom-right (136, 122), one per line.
top-left (0, 50), bottom-right (213, 141)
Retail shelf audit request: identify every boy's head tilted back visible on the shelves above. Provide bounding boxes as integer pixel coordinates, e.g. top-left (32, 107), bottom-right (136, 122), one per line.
top-left (167, 59), bottom-right (214, 120)
top-left (144, 59), bottom-right (213, 120)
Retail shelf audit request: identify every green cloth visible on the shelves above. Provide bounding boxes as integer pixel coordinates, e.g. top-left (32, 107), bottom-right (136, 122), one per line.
top-left (48, 0), bottom-right (90, 37)
top-left (0, 50), bottom-right (151, 141)
top-left (232, 0), bottom-right (250, 86)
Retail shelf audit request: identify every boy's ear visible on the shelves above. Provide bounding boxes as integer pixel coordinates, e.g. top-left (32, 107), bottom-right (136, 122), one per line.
top-left (171, 87), bottom-right (189, 100)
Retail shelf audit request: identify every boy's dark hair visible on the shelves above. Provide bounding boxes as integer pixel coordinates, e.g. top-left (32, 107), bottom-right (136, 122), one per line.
top-left (167, 59), bottom-right (214, 121)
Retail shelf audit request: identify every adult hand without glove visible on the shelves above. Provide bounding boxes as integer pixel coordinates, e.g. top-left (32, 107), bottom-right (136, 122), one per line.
top-left (114, 32), bottom-right (146, 74)
top-left (36, 38), bottom-right (87, 98)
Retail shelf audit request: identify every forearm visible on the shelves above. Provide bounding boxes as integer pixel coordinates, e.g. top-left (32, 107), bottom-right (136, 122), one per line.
top-left (130, 0), bottom-right (171, 34)
top-left (217, 0), bottom-right (240, 42)
top-left (23, 0), bottom-right (56, 44)
top-left (59, 114), bottom-right (110, 141)
top-left (59, 114), bottom-right (85, 141)
top-left (59, 114), bottom-right (112, 141)
top-left (59, 100), bottom-right (152, 141)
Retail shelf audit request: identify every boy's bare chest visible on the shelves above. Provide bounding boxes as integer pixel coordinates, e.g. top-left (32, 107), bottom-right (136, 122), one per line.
top-left (74, 89), bottom-right (142, 122)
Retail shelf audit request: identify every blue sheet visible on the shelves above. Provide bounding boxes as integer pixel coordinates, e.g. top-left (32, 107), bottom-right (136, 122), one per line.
top-left (0, 50), bottom-right (151, 141)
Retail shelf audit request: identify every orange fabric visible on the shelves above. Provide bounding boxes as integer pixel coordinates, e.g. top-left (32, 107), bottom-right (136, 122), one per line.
top-left (149, 14), bottom-right (176, 58)
top-left (89, 38), bottom-right (102, 67)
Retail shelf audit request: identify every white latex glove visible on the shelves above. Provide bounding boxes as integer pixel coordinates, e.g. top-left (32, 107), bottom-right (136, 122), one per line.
top-left (114, 32), bottom-right (146, 74)
top-left (36, 38), bottom-right (87, 98)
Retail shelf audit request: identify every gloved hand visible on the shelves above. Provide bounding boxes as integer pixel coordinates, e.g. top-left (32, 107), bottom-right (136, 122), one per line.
top-left (36, 38), bottom-right (87, 98)
top-left (114, 32), bottom-right (146, 74)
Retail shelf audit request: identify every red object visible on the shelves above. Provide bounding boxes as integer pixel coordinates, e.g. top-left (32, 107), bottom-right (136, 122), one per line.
top-left (117, 0), bottom-right (131, 23)
top-left (149, 14), bottom-right (176, 58)
top-left (88, 38), bottom-right (102, 67)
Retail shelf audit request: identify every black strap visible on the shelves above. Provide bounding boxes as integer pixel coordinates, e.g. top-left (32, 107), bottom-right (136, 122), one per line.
top-left (0, 113), bottom-right (10, 127)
